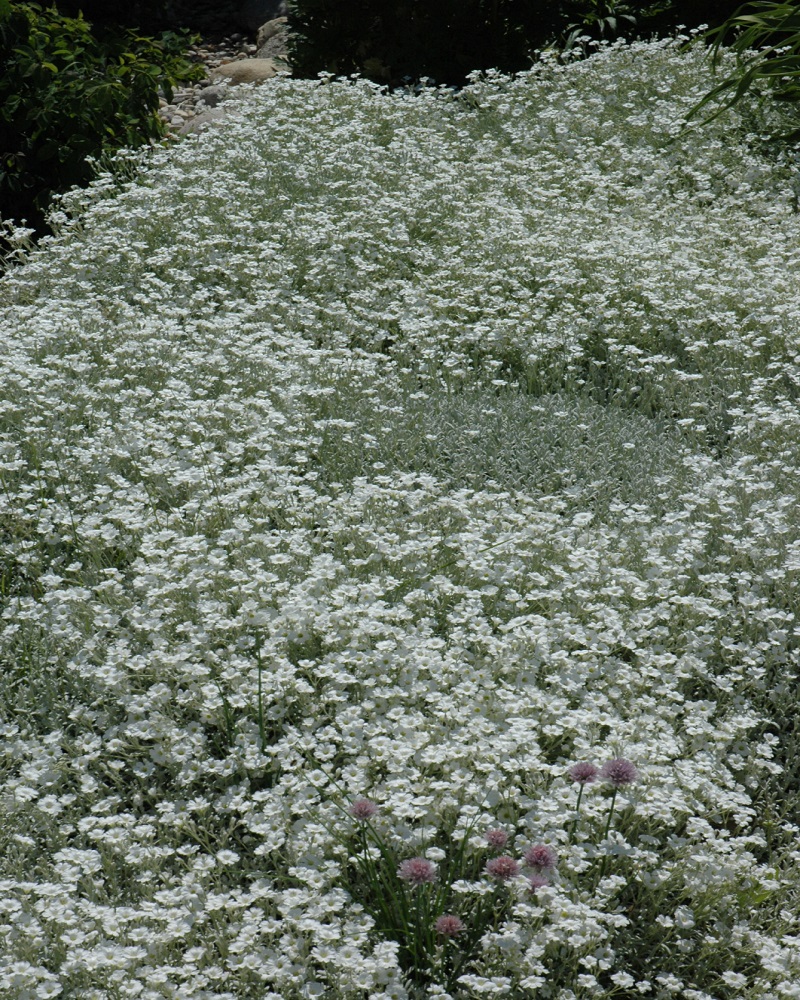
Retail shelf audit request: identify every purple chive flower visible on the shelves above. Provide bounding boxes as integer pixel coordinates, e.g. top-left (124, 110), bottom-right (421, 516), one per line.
top-left (569, 762), bottom-right (599, 785)
top-left (397, 857), bottom-right (437, 886)
top-left (523, 844), bottom-right (558, 873)
top-left (599, 758), bottom-right (639, 787)
top-left (435, 914), bottom-right (465, 938)
top-left (485, 828), bottom-right (509, 850)
top-left (349, 798), bottom-right (379, 821)
top-left (485, 855), bottom-right (520, 881)
top-left (527, 875), bottom-right (550, 893)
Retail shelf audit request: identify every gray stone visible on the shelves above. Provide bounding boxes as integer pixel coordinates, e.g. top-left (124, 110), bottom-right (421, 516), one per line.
top-left (256, 17), bottom-right (290, 61)
top-left (196, 84), bottom-right (228, 108)
top-left (178, 108), bottom-right (228, 135)
top-left (212, 58), bottom-right (281, 85)
top-left (238, 0), bottom-right (288, 32)
top-left (256, 16), bottom-right (287, 48)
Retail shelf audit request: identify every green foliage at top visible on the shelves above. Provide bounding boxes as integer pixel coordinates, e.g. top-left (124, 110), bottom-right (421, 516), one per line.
top-left (286, 0), bottom-right (562, 87)
top-left (0, 2), bottom-right (203, 236)
top-left (687, 1), bottom-right (800, 140)
top-left (286, 0), bottom-right (744, 87)
top-left (48, 0), bottom-right (187, 29)
top-left (47, 0), bottom-right (243, 36)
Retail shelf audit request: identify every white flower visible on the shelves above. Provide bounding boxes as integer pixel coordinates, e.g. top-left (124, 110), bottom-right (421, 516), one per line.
top-left (720, 972), bottom-right (748, 988)
top-left (215, 850), bottom-right (240, 866)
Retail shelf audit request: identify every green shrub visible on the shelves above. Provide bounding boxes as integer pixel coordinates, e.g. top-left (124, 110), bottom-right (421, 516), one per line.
top-left (286, 0), bottom-right (567, 87)
top-left (554, 2), bottom-right (736, 52)
top-left (627, 0), bottom-right (744, 34)
top-left (286, 1), bottom-right (744, 88)
top-left (48, 1), bottom-right (185, 30)
top-left (46, 0), bottom-right (241, 36)
top-left (686, 1), bottom-right (800, 141)
top-left (0, 1), bottom-right (203, 238)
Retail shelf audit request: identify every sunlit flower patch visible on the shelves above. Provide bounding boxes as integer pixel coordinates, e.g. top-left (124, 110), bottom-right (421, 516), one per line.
top-left (0, 33), bottom-right (799, 1000)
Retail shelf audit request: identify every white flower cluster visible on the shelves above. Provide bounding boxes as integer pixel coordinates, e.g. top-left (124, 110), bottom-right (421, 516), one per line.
top-left (0, 34), bottom-right (799, 1000)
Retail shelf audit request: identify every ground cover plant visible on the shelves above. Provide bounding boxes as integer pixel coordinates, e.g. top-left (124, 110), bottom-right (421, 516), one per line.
top-left (2, 32), bottom-right (800, 1000)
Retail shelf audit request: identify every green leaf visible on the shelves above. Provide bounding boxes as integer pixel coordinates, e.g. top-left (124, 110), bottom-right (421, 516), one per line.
top-left (35, 139), bottom-right (60, 161)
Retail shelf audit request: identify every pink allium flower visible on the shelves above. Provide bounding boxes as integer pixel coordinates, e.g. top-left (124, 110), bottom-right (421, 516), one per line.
top-left (599, 758), bottom-right (639, 787)
top-left (485, 855), bottom-right (520, 881)
top-left (527, 875), bottom-right (550, 892)
top-left (435, 914), bottom-right (465, 938)
top-left (569, 762), bottom-right (599, 784)
top-left (349, 798), bottom-right (378, 821)
top-left (485, 828), bottom-right (509, 850)
top-left (523, 844), bottom-right (558, 872)
top-left (397, 857), bottom-right (437, 886)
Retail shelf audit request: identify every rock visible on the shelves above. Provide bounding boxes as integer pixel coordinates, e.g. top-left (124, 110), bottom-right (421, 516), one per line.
top-left (178, 108), bottom-right (229, 135)
top-left (151, 30), bottom-right (288, 140)
top-left (212, 58), bottom-right (282, 84)
top-left (196, 84), bottom-right (228, 108)
top-left (256, 17), bottom-right (290, 61)
top-left (238, 0), bottom-right (287, 32)
top-left (256, 16), bottom-right (287, 48)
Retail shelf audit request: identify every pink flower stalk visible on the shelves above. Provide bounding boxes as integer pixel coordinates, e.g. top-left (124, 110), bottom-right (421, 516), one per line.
top-left (349, 798), bottom-right (379, 821)
top-left (599, 758), bottom-right (639, 787)
top-left (397, 857), bottom-right (437, 886)
top-left (523, 844), bottom-right (558, 873)
top-left (485, 828), bottom-right (509, 850)
top-left (485, 855), bottom-right (520, 881)
top-left (569, 762), bottom-right (599, 785)
top-left (527, 875), bottom-right (550, 893)
top-left (435, 914), bottom-right (465, 938)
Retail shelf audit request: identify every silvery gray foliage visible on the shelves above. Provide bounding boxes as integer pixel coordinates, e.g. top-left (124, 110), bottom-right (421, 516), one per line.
top-left (0, 35), bottom-right (799, 999)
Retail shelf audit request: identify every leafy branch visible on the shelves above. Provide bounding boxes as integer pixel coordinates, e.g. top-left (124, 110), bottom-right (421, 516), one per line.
top-left (684, 1), bottom-right (800, 141)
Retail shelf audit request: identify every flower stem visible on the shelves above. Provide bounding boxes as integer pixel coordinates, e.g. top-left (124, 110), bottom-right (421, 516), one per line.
top-left (569, 783), bottom-right (586, 841)
top-left (598, 787), bottom-right (618, 880)
top-left (254, 631), bottom-right (265, 749)
top-left (602, 787), bottom-right (618, 842)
